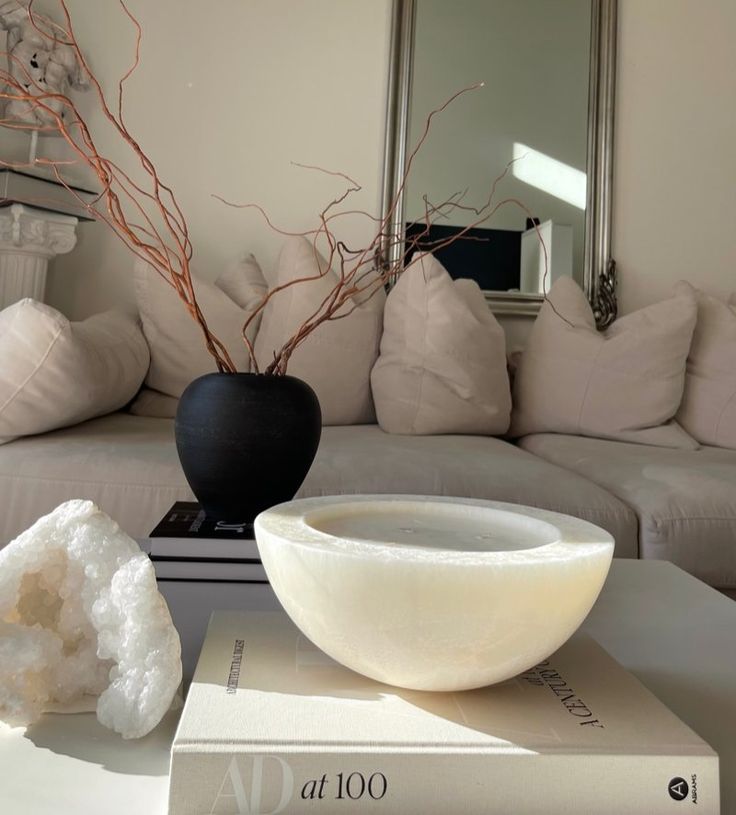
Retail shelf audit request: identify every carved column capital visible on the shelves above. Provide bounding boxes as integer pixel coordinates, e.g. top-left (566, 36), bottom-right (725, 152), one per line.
top-left (0, 203), bottom-right (79, 258)
top-left (0, 204), bottom-right (80, 308)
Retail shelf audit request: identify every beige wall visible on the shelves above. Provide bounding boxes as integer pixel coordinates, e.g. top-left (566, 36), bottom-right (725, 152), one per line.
top-left (3, 0), bottom-right (392, 319)
top-left (613, 0), bottom-right (736, 313)
top-left (3, 0), bottom-right (734, 328)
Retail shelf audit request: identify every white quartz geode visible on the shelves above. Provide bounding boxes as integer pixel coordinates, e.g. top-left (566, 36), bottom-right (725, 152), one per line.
top-left (0, 500), bottom-right (181, 739)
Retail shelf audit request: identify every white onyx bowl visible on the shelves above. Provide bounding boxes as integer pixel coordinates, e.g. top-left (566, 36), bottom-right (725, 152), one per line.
top-left (255, 495), bottom-right (614, 691)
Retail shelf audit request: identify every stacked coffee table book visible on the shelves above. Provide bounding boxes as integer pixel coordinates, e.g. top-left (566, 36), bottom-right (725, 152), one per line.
top-left (149, 497), bottom-right (720, 815)
top-left (166, 612), bottom-right (718, 814)
top-left (139, 502), bottom-right (267, 584)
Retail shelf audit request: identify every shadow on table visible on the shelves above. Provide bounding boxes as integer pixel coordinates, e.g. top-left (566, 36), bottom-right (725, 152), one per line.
top-left (23, 708), bottom-right (179, 776)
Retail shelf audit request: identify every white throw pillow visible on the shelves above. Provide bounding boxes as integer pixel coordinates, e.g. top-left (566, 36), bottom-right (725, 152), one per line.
top-left (134, 254), bottom-right (267, 404)
top-left (510, 277), bottom-right (699, 448)
top-left (254, 237), bottom-right (384, 425)
top-left (0, 299), bottom-right (149, 444)
top-left (677, 282), bottom-right (736, 449)
top-left (371, 253), bottom-right (511, 435)
top-left (128, 387), bottom-right (179, 419)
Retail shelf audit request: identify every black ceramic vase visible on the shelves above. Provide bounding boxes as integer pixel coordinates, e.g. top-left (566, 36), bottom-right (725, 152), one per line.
top-left (175, 372), bottom-right (322, 523)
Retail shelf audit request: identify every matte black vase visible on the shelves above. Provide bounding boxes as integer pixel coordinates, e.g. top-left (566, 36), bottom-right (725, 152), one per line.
top-left (175, 372), bottom-right (322, 523)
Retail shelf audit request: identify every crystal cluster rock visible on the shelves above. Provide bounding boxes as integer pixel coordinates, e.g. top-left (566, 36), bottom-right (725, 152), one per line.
top-left (0, 500), bottom-right (181, 738)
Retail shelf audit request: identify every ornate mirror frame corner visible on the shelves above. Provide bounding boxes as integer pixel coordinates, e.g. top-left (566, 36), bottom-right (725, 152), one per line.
top-left (381, 0), bottom-right (619, 328)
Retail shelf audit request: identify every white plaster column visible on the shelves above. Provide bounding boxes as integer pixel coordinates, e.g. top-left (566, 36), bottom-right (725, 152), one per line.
top-left (0, 203), bottom-right (79, 309)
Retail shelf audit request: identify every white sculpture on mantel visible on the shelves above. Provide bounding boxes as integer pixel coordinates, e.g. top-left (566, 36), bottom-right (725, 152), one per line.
top-left (0, 0), bottom-right (89, 133)
top-left (0, 500), bottom-right (182, 740)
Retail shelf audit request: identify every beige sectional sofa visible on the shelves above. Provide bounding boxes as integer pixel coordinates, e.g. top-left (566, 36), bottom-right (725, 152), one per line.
top-left (2, 263), bottom-right (735, 593)
top-left (2, 410), bottom-right (735, 590)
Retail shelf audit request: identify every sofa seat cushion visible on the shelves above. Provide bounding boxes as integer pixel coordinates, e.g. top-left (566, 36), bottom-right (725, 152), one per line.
top-left (0, 416), bottom-right (636, 556)
top-left (0, 413), bottom-right (195, 545)
top-left (518, 433), bottom-right (736, 588)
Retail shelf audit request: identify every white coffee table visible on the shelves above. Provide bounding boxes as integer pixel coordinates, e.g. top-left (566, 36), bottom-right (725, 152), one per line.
top-left (1, 560), bottom-right (734, 814)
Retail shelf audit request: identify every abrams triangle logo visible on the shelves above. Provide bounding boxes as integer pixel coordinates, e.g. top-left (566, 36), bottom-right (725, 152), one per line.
top-left (668, 777), bottom-right (689, 801)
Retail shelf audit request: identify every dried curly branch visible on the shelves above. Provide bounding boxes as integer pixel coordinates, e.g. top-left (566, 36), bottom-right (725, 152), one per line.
top-left (0, 0), bottom-right (235, 372)
top-left (218, 86), bottom-right (550, 375)
top-left (1, 1), bottom-right (549, 378)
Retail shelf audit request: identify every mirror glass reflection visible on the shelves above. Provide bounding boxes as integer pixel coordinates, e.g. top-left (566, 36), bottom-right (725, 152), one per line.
top-left (406, 0), bottom-right (591, 294)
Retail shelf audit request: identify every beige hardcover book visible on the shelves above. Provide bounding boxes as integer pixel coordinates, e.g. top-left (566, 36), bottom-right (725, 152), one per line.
top-left (169, 612), bottom-right (719, 814)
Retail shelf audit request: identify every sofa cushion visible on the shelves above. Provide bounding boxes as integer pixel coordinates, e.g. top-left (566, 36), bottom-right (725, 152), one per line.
top-left (371, 253), bottom-right (512, 435)
top-left (254, 237), bottom-right (384, 426)
top-left (676, 283), bottom-right (736, 449)
top-left (510, 277), bottom-right (698, 449)
top-left (129, 388), bottom-right (180, 419)
top-left (0, 416), bottom-right (636, 558)
top-left (0, 300), bottom-right (149, 445)
top-left (518, 433), bottom-right (736, 588)
top-left (133, 254), bottom-right (266, 409)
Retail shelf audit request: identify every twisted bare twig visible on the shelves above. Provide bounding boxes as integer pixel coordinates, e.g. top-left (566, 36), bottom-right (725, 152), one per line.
top-left (1, 0), bottom-right (235, 372)
top-left (1, 3), bottom-right (551, 376)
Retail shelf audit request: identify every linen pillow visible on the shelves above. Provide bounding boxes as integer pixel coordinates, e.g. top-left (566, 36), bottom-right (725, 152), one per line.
top-left (510, 277), bottom-right (699, 448)
top-left (371, 253), bottom-right (511, 435)
top-left (133, 254), bottom-right (267, 408)
top-left (0, 299), bottom-right (149, 444)
top-left (128, 387), bottom-right (179, 419)
top-left (254, 237), bottom-right (385, 425)
top-left (676, 282), bottom-right (736, 449)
